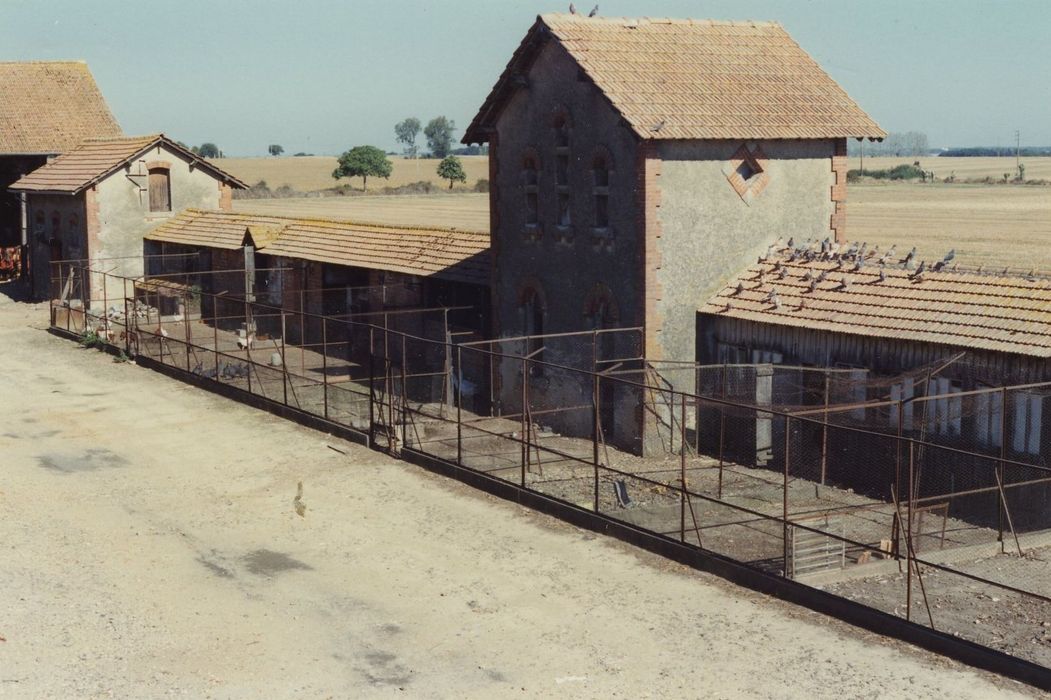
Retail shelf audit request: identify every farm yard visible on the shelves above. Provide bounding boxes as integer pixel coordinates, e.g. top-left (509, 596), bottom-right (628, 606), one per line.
top-left (228, 154), bottom-right (1051, 272)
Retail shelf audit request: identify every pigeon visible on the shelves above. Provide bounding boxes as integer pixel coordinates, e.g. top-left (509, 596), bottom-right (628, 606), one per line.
top-left (588, 4), bottom-right (598, 16)
top-left (912, 260), bottom-right (927, 278)
top-left (808, 279), bottom-right (818, 293)
top-left (569, 2), bottom-right (577, 13)
top-left (816, 269), bottom-right (829, 283)
top-left (839, 276), bottom-right (852, 291)
top-left (803, 269), bottom-right (814, 281)
top-left (734, 282), bottom-right (745, 296)
top-left (942, 248), bottom-right (955, 264)
top-left (786, 236), bottom-right (795, 249)
top-left (878, 269), bottom-right (887, 283)
top-left (1026, 269), bottom-right (1038, 282)
top-left (902, 247), bottom-right (916, 265)
top-left (853, 257), bottom-right (865, 272)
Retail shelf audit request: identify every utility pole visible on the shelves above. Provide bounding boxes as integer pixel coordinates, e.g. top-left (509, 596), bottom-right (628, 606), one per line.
top-left (1015, 130), bottom-right (1021, 171)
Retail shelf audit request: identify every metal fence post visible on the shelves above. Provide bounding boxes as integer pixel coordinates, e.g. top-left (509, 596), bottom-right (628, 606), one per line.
top-left (456, 345), bottom-right (463, 466)
top-left (322, 317), bottom-right (329, 420)
top-left (783, 413), bottom-right (791, 578)
top-left (907, 440), bottom-right (915, 621)
top-left (681, 392), bottom-right (687, 543)
top-left (593, 369), bottom-right (600, 513)
top-left (521, 356), bottom-right (528, 488)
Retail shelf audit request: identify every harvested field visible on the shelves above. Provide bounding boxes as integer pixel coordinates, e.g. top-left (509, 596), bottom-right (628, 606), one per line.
top-left (216, 155), bottom-right (1051, 195)
top-left (212, 155), bottom-right (489, 193)
top-left (234, 193), bottom-right (489, 231)
top-left (849, 183), bottom-right (1051, 271)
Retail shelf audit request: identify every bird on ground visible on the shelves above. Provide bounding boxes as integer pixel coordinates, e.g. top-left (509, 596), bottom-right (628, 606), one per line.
top-left (293, 481), bottom-right (306, 517)
top-left (588, 4), bottom-right (598, 16)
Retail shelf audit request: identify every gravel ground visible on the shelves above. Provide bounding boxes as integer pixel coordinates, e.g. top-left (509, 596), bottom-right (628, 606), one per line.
top-left (0, 285), bottom-right (1042, 698)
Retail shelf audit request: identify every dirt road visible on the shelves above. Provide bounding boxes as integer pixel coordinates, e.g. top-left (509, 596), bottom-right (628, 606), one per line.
top-left (0, 288), bottom-right (1036, 698)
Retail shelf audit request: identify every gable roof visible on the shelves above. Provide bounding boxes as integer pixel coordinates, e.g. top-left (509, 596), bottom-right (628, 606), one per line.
top-left (145, 209), bottom-right (490, 286)
top-left (700, 247), bottom-right (1051, 359)
top-left (0, 61), bottom-right (122, 154)
top-left (9, 134), bottom-right (247, 193)
top-left (464, 14), bottom-right (885, 143)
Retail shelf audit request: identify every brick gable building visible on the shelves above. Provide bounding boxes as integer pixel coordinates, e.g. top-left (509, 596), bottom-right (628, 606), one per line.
top-left (464, 13), bottom-right (884, 452)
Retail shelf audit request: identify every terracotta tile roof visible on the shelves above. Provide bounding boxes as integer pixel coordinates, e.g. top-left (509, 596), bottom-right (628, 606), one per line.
top-left (700, 245), bottom-right (1051, 359)
top-left (0, 61), bottom-right (122, 154)
top-left (464, 14), bottom-right (884, 143)
top-left (146, 209), bottom-right (491, 286)
top-left (10, 134), bottom-right (247, 193)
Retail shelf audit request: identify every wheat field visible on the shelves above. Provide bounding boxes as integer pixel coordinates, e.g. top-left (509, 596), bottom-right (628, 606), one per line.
top-left (211, 155), bottom-right (489, 192)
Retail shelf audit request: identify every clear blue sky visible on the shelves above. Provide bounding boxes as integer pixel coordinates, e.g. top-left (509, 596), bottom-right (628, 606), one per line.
top-left (2, 0), bottom-right (1048, 156)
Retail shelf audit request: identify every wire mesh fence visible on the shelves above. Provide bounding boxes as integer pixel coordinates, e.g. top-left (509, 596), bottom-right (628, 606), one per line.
top-left (48, 258), bottom-right (1051, 674)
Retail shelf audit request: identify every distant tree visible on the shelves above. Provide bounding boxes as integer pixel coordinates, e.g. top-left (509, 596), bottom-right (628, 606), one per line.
top-left (1018, 163), bottom-right (1026, 181)
top-left (332, 145), bottom-right (392, 192)
top-left (293, 152), bottom-right (313, 157)
top-left (424, 116), bottom-right (456, 159)
top-left (197, 143), bottom-right (220, 158)
top-left (268, 144), bottom-right (284, 156)
top-left (437, 155), bottom-right (467, 189)
top-left (395, 117), bottom-right (421, 158)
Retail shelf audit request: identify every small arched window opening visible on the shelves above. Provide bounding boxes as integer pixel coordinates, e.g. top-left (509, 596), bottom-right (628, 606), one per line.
top-left (553, 112), bottom-right (570, 149)
top-left (148, 166), bottom-right (172, 213)
top-left (592, 151), bottom-right (611, 231)
top-left (522, 152), bottom-right (539, 228)
top-left (553, 110), bottom-right (571, 232)
top-left (520, 284), bottom-right (546, 373)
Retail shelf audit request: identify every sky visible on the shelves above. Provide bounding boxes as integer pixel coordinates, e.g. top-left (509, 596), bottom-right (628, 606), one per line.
top-left (2, 0), bottom-right (1049, 157)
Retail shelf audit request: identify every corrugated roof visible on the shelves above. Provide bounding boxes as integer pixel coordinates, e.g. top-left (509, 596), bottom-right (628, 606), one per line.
top-left (146, 209), bottom-right (491, 286)
top-left (10, 134), bottom-right (247, 193)
top-left (700, 247), bottom-right (1051, 358)
top-left (0, 61), bottom-right (122, 154)
top-left (464, 14), bottom-right (885, 143)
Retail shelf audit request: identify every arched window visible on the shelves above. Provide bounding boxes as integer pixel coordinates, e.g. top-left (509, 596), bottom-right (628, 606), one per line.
top-left (148, 165), bottom-right (172, 212)
top-left (522, 151), bottom-right (539, 228)
top-left (552, 110), bottom-right (571, 231)
top-left (592, 150), bottom-right (611, 232)
top-left (584, 284), bottom-right (619, 331)
top-left (519, 282), bottom-right (546, 372)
